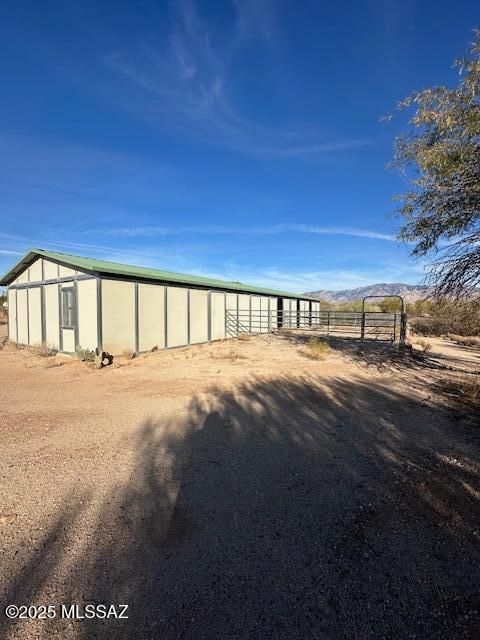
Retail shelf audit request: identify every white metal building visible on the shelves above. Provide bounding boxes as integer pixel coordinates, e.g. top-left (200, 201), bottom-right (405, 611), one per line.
top-left (0, 249), bottom-right (319, 355)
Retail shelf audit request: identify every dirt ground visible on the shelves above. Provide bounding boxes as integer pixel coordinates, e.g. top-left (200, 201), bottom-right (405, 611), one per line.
top-left (0, 323), bottom-right (479, 639)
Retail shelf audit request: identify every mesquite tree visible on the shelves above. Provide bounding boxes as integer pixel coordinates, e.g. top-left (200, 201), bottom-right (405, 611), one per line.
top-left (392, 30), bottom-right (480, 299)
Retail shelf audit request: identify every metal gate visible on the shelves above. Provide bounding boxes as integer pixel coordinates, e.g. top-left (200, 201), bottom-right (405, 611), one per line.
top-left (225, 296), bottom-right (407, 346)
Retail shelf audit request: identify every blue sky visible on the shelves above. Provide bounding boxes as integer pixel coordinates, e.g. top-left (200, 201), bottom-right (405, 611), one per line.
top-left (0, 0), bottom-right (477, 292)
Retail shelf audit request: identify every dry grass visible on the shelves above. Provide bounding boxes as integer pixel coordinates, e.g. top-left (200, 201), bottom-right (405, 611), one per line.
top-left (414, 338), bottom-right (432, 353)
top-left (447, 334), bottom-right (480, 348)
top-left (237, 333), bottom-right (251, 341)
top-left (442, 374), bottom-right (480, 417)
top-left (211, 349), bottom-right (248, 362)
top-left (28, 343), bottom-right (57, 357)
top-left (3, 340), bottom-right (19, 352)
top-left (122, 348), bottom-right (136, 360)
top-left (304, 337), bottom-right (331, 360)
top-left (464, 377), bottom-right (480, 405)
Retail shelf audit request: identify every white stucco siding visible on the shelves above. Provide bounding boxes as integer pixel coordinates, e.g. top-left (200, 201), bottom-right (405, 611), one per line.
top-left (29, 258), bottom-right (43, 283)
top-left (62, 328), bottom-right (75, 353)
top-left (138, 283), bottom-right (165, 351)
top-left (260, 297), bottom-right (269, 332)
top-left (210, 292), bottom-right (226, 340)
top-left (7, 289), bottom-right (17, 342)
top-left (59, 265), bottom-right (75, 278)
top-left (299, 300), bottom-right (308, 327)
top-left (77, 279), bottom-right (98, 351)
top-left (250, 296), bottom-right (260, 333)
top-left (270, 298), bottom-right (278, 330)
top-left (16, 289), bottom-right (28, 344)
top-left (28, 287), bottom-right (42, 345)
top-left (189, 289), bottom-right (208, 344)
top-left (43, 258), bottom-right (59, 280)
top-left (166, 286), bottom-right (188, 348)
top-left (44, 284), bottom-right (60, 349)
top-left (101, 280), bottom-right (135, 354)
top-left (17, 269), bottom-right (29, 285)
top-left (237, 294), bottom-right (250, 332)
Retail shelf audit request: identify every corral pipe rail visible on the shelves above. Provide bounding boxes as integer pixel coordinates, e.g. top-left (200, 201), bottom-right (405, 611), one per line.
top-left (225, 307), bottom-right (406, 344)
top-left (360, 295), bottom-right (407, 347)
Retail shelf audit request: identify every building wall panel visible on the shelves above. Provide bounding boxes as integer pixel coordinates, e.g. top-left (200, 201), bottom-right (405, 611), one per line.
top-left (300, 300), bottom-right (308, 327)
top-left (250, 296), bottom-right (261, 333)
top-left (225, 293), bottom-right (238, 339)
top-left (138, 283), bottom-right (165, 351)
top-left (62, 328), bottom-right (75, 353)
top-left (270, 297), bottom-right (278, 331)
top-left (260, 297), bottom-right (269, 332)
top-left (44, 284), bottom-right (60, 349)
top-left (238, 294), bottom-right (249, 311)
top-left (7, 289), bottom-right (17, 342)
top-left (16, 289), bottom-right (28, 344)
top-left (59, 265), bottom-right (75, 278)
top-left (166, 286), bottom-right (188, 348)
top-left (29, 258), bottom-right (43, 283)
top-left (28, 287), bottom-right (42, 345)
top-left (101, 280), bottom-right (135, 354)
top-left (211, 292), bottom-right (225, 341)
top-left (43, 259), bottom-right (59, 280)
top-left (77, 279), bottom-right (98, 351)
top-left (226, 293), bottom-right (237, 312)
top-left (17, 268), bottom-right (29, 285)
top-left (189, 289), bottom-right (208, 345)
top-left (238, 294), bottom-right (250, 332)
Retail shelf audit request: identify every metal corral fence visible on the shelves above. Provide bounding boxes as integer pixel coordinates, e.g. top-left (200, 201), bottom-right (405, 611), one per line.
top-left (225, 309), bottom-right (407, 345)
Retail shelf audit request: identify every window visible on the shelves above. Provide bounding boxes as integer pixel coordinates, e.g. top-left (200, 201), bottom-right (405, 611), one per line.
top-left (61, 288), bottom-right (75, 328)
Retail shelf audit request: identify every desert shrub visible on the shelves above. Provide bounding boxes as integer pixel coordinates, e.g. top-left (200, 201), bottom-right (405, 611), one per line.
top-left (304, 337), bottom-right (331, 359)
top-left (3, 340), bottom-right (19, 351)
top-left (29, 343), bottom-right (57, 357)
top-left (447, 334), bottom-right (480, 347)
top-left (414, 338), bottom-right (432, 353)
top-left (75, 346), bottom-right (96, 362)
top-left (237, 333), bottom-right (251, 341)
top-left (410, 317), bottom-right (450, 337)
top-left (443, 375), bottom-right (480, 416)
top-left (122, 348), bottom-right (135, 360)
top-left (409, 301), bottom-right (480, 337)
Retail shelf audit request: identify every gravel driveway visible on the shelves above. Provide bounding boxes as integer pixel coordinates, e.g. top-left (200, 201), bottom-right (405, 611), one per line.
top-left (1, 328), bottom-right (479, 639)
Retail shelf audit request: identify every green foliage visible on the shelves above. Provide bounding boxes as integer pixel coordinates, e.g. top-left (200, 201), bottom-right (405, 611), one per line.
top-left (409, 300), bottom-right (480, 336)
top-left (391, 30), bottom-right (480, 299)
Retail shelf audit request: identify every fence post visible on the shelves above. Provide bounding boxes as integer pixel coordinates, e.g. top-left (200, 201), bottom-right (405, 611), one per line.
top-left (399, 313), bottom-right (407, 348)
top-left (360, 312), bottom-right (366, 342)
top-left (327, 312), bottom-right (330, 336)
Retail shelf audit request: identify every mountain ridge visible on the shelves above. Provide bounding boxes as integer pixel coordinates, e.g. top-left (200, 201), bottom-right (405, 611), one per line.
top-left (304, 283), bottom-right (430, 303)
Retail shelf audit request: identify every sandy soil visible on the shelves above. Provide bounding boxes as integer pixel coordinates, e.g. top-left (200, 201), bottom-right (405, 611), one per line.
top-left (0, 324), bottom-right (479, 639)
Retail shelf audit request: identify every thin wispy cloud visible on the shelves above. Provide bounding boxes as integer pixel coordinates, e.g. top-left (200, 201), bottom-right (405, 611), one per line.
top-left (100, 223), bottom-right (398, 242)
top-left (0, 249), bottom-right (23, 256)
top-left (190, 263), bottom-right (422, 293)
top-left (103, 0), bottom-right (373, 158)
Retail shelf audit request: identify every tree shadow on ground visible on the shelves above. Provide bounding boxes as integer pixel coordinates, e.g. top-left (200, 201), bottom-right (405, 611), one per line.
top-left (284, 332), bottom-right (479, 384)
top-left (2, 375), bottom-right (480, 639)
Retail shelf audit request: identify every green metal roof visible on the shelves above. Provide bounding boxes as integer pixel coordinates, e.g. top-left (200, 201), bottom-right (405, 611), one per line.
top-left (0, 248), bottom-right (315, 300)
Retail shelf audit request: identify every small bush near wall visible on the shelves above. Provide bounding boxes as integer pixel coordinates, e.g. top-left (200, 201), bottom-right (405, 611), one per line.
top-left (28, 343), bottom-right (57, 357)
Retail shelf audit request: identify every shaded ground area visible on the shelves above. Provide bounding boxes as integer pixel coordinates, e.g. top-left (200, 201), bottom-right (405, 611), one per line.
top-left (0, 327), bottom-right (479, 639)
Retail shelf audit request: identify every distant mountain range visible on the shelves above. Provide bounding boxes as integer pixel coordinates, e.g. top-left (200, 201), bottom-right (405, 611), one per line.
top-left (305, 283), bottom-right (431, 303)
